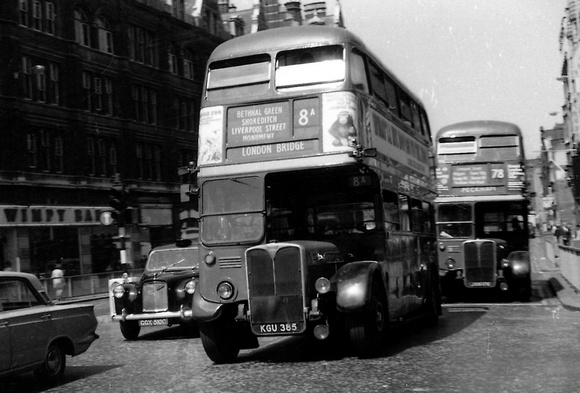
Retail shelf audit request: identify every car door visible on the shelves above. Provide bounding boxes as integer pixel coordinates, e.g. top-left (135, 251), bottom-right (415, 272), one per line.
top-left (0, 278), bottom-right (52, 371)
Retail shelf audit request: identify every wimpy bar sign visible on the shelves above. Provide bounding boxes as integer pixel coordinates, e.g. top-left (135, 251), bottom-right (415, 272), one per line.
top-left (228, 102), bottom-right (291, 145)
top-left (0, 206), bottom-right (106, 226)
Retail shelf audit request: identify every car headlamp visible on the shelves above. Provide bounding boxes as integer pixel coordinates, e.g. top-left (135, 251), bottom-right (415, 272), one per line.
top-left (185, 279), bottom-right (197, 295)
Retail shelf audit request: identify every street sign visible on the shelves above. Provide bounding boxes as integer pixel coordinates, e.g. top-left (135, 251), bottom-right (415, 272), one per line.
top-left (100, 211), bottom-right (115, 226)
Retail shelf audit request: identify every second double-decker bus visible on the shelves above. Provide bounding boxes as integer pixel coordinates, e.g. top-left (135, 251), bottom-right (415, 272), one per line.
top-left (187, 26), bottom-right (441, 363)
top-left (434, 120), bottom-right (531, 300)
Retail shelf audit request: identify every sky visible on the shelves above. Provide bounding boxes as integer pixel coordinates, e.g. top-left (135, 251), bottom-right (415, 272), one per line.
top-left (231, 0), bottom-right (566, 158)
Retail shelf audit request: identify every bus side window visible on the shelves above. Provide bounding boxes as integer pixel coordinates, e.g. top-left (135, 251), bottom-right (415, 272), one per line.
top-left (382, 190), bottom-right (400, 231)
top-left (369, 61), bottom-right (389, 108)
top-left (399, 194), bottom-right (411, 232)
top-left (383, 74), bottom-right (398, 113)
top-left (350, 50), bottom-right (369, 93)
top-left (398, 89), bottom-right (414, 127)
top-left (419, 108), bottom-right (431, 139)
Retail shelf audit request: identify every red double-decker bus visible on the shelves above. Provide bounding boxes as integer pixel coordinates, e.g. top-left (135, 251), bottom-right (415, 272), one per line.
top-left (186, 26), bottom-right (441, 363)
top-left (434, 120), bottom-right (531, 300)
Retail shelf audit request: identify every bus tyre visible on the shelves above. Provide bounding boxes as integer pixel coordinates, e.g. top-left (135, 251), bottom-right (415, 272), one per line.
top-left (199, 317), bottom-right (240, 364)
top-left (34, 342), bottom-right (66, 380)
top-left (347, 284), bottom-right (386, 358)
top-left (120, 320), bottom-right (141, 340)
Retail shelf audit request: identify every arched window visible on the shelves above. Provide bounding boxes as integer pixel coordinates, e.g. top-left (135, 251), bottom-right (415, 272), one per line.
top-left (74, 8), bottom-right (90, 47)
top-left (96, 17), bottom-right (113, 54)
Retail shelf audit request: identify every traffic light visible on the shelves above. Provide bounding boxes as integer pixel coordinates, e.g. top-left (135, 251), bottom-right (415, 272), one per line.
top-left (109, 182), bottom-right (128, 226)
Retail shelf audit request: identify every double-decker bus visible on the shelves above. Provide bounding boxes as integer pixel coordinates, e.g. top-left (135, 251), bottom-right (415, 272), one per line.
top-left (187, 26), bottom-right (441, 363)
top-left (434, 120), bottom-right (531, 300)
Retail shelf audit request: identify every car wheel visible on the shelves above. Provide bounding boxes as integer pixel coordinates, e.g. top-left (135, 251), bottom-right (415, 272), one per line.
top-left (199, 316), bottom-right (240, 364)
top-left (34, 342), bottom-right (66, 380)
top-left (120, 320), bottom-right (141, 340)
top-left (347, 282), bottom-right (386, 358)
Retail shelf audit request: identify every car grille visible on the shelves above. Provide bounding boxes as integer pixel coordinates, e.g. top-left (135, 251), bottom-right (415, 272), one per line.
top-left (463, 240), bottom-right (496, 287)
top-left (246, 245), bottom-right (303, 324)
top-left (142, 281), bottom-right (169, 312)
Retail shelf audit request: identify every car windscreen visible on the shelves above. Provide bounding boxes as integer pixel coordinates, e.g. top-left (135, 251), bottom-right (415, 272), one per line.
top-left (146, 248), bottom-right (198, 272)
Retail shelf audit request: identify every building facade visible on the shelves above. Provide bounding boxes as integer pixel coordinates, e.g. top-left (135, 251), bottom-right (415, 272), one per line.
top-left (0, 0), bottom-right (225, 275)
top-left (218, 0), bottom-right (343, 38)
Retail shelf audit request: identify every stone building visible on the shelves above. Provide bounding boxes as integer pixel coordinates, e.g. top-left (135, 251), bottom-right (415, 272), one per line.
top-left (0, 0), bottom-right (226, 274)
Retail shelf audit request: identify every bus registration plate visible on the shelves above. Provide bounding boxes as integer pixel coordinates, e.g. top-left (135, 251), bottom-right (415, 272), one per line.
top-left (139, 318), bottom-right (168, 327)
top-left (257, 322), bottom-right (302, 334)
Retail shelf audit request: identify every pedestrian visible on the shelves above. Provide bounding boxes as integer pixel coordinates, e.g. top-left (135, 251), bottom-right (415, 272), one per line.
top-left (51, 262), bottom-right (65, 300)
top-left (555, 225), bottom-right (563, 244)
top-left (564, 225), bottom-right (572, 245)
top-left (3, 261), bottom-right (13, 271)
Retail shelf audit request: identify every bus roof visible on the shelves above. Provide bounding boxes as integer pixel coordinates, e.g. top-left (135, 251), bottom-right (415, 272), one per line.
top-left (207, 26), bottom-right (426, 110)
top-left (209, 26), bottom-right (365, 61)
top-left (436, 120), bottom-right (522, 139)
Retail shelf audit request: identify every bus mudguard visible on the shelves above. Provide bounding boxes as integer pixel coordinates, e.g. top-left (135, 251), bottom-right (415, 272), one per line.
top-left (506, 250), bottom-right (530, 278)
top-left (334, 261), bottom-right (382, 312)
top-left (192, 289), bottom-right (224, 322)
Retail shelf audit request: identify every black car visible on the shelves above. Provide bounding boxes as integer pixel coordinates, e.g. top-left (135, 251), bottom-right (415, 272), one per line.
top-left (109, 241), bottom-right (199, 340)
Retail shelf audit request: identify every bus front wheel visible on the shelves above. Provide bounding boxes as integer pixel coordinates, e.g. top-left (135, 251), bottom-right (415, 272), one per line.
top-left (199, 316), bottom-right (240, 364)
top-left (347, 283), bottom-right (386, 357)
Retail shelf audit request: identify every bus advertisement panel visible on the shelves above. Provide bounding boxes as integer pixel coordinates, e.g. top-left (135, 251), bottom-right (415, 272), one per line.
top-left (187, 26), bottom-right (440, 363)
top-left (434, 121), bottom-right (531, 300)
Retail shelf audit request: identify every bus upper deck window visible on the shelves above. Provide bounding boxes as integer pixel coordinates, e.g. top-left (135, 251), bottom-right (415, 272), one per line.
top-left (206, 55), bottom-right (271, 99)
top-left (276, 45), bottom-right (345, 89)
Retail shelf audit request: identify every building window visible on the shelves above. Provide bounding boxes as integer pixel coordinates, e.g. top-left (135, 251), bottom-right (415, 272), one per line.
top-left (87, 138), bottom-right (96, 175)
top-left (54, 135), bottom-right (63, 173)
top-left (82, 72), bottom-right (91, 111)
top-left (45, 1), bottom-right (55, 35)
top-left (168, 46), bottom-right (178, 75)
top-left (97, 18), bottom-right (114, 54)
top-left (132, 85), bottom-right (157, 124)
top-left (32, 0), bottom-right (42, 31)
top-left (104, 77), bottom-right (113, 115)
top-left (27, 132), bottom-right (37, 168)
top-left (48, 63), bottom-right (59, 105)
top-left (19, 0), bottom-right (29, 27)
top-left (136, 143), bottom-right (161, 180)
top-left (75, 9), bottom-right (90, 47)
top-left (176, 96), bottom-right (195, 131)
top-left (183, 50), bottom-right (194, 80)
top-left (27, 129), bottom-right (63, 173)
top-left (22, 56), bottom-right (33, 99)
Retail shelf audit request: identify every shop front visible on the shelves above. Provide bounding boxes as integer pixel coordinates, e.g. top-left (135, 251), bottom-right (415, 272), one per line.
top-left (0, 205), bottom-right (118, 277)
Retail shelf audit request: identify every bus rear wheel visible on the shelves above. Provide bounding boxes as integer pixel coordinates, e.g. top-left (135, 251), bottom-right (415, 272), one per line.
top-left (347, 284), bottom-right (386, 357)
top-left (199, 316), bottom-right (240, 364)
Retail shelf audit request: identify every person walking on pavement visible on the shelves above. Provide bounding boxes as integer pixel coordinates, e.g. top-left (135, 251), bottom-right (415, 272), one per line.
top-left (51, 261), bottom-right (65, 300)
top-left (555, 225), bottom-right (563, 244)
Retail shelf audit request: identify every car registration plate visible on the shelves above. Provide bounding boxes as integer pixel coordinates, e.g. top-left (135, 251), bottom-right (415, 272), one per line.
top-left (257, 322), bottom-right (301, 334)
top-left (139, 318), bottom-right (168, 327)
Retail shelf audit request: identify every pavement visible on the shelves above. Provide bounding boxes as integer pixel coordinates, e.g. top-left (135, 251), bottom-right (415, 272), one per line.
top-left (549, 272), bottom-right (580, 311)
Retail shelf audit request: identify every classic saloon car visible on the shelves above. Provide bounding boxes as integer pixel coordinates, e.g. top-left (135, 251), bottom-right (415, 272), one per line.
top-left (0, 272), bottom-right (99, 379)
top-left (109, 242), bottom-right (199, 340)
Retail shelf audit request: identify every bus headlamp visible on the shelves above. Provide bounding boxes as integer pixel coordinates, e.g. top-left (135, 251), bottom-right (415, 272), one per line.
top-left (439, 242), bottom-right (446, 251)
top-left (217, 282), bottom-right (234, 300)
top-left (315, 277), bottom-right (331, 294)
top-left (204, 252), bottom-right (216, 266)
